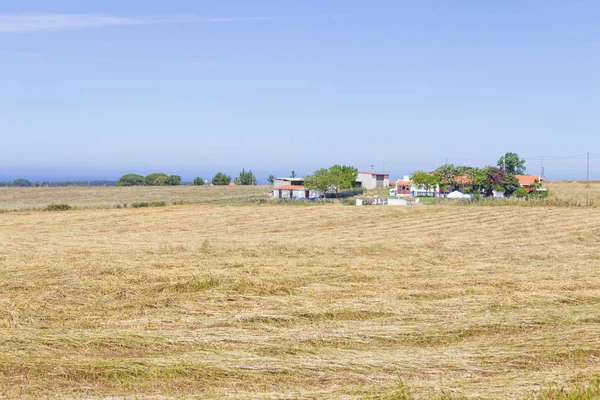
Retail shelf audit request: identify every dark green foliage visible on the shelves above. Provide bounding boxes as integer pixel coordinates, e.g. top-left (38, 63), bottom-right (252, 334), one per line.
top-left (117, 174), bottom-right (144, 186)
top-left (44, 204), bottom-right (72, 211)
top-left (131, 201), bottom-right (166, 208)
top-left (165, 175), bottom-right (181, 186)
top-left (193, 177), bottom-right (205, 186)
top-left (143, 173), bottom-right (168, 186)
top-left (498, 152), bottom-right (526, 175)
top-left (12, 179), bottom-right (32, 187)
top-left (267, 175), bottom-right (275, 184)
top-left (212, 172), bottom-right (232, 185)
top-left (234, 169), bottom-right (257, 185)
top-left (291, 170), bottom-right (297, 178)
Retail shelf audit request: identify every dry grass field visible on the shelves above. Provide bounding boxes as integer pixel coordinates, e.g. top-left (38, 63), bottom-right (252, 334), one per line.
top-left (0, 185), bottom-right (270, 211)
top-left (1, 199), bottom-right (599, 399)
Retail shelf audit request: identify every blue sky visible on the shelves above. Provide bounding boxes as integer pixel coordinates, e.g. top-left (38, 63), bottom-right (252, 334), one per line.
top-left (1, 0), bottom-right (599, 181)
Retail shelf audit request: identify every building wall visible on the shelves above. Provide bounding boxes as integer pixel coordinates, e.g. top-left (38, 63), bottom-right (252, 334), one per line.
top-left (357, 173), bottom-right (388, 190)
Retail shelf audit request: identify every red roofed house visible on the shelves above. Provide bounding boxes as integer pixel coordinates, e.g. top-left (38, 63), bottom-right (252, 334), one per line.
top-left (395, 175), bottom-right (412, 197)
top-left (516, 175), bottom-right (543, 190)
top-left (272, 177), bottom-right (320, 200)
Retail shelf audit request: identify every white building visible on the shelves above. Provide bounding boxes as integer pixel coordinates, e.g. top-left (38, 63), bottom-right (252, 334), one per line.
top-left (355, 172), bottom-right (389, 190)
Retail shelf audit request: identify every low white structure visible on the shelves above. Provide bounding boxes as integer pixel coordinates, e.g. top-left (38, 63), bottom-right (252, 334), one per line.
top-left (356, 172), bottom-right (389, 189)
top-left (273, 185), bottom-right (319, 200)
top-left (447, 191), bottom-right (471, 199)
top-left (388, 197), bottom-right (418, 206)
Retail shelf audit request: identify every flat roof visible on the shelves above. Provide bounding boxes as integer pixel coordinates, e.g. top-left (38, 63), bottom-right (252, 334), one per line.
top-left (358, 172), bottom-right (390, 177)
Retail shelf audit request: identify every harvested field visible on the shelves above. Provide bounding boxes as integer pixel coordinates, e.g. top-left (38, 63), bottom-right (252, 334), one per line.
top-left (0, 185), bottom-right (270, 211)
top-left (0, 202), bottom-right (599, 399)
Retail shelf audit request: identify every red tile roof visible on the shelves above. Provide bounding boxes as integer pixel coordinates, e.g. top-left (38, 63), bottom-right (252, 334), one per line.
top-left (454, 175), bottom-right (471, 184)
top-left (516, 175), bottom-right (541, 186)
top-left (275, 185), bottom-right (306, 190)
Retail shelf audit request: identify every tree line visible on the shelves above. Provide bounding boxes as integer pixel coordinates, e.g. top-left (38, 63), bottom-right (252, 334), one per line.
top-left (411, 152), bottom-right (543, 197)
top-left (117, 169), bottom-right (257, 187)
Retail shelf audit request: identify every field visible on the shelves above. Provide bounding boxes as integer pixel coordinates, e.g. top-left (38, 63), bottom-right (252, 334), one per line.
top-left (0, 185), bottom-right (599, 399)
top-left (0, 185), bottom-right (270, 211)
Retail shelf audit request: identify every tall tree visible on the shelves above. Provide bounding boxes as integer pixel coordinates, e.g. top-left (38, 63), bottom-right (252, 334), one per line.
top-left (234, 168), bottom-right (257, 185)
top-left (267, 175), bottom-right (275, 184)
top-left (291, 170), bottom-right (297, 178)
top-left (212, 172), bottom-right (232, 185)
top-left (498, 152), bottom-right (526, 175)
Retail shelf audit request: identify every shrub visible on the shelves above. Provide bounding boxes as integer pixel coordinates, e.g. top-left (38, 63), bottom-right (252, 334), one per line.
top-left (193, 177), bottom-right (205, 186)
top-left (514, 187), bottom-right (529, 198)
top-left (165, 175), bottom-right (181, 186)
top-left (131, 201), bottom-right (166, 208)
top-left (212, 172), bottom-right (232, 185)
top-left (44, 204), bottom-right (72, 211)
top-left (117, 174), bottom-right (144, 186)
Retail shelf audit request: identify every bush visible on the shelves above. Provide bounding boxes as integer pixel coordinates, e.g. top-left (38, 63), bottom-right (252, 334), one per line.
top-left (234, 168), bottom-right (257, 185)
top-left (514, 187), bottom-right (529, 198)
top-left (44, 203), bottom-right (72, 211)
top-left (143, 173), bottom-right (169, 186)
top-left (193, 177), bottom-right (205, 186)
top-left (131, 201), bottom-right (166, 208)
top-left (117, 174), bottom-right (144, 186)
top-left (165, 175), bottom-right (181, 186)
top-left (212, 172), bottom-right (232, 185)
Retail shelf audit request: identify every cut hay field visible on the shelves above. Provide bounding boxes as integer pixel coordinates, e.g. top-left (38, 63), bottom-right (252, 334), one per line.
top-left (0, 201), bottom-right (599, 399)
top-left (0, 185), bottom-right (270, 211)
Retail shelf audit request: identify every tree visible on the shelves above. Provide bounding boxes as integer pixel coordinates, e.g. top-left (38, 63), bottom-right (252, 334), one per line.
top-left (193, 177), bottom-right (205, 186)
top-left (410, 171), bottom-right (440, 195)
top-left (291, 170), bottom-right (297, 178)
top-left (477, 167), bottom-right (519, 196)
top-left (498, 152), bottom-right (526, 175)
top-left (234, 168), bottom-right (256, 185)
top-left (143, 173), bottom-right (169, 186)
top-left (267, 175), bottom-right (275, 184)
top-left (212, 172), bottom-right (231, 185)
top-left (12, 178), bottom-right (32, 187)
top-left (165, 175), bottom-right (181, 186)
top-left (304, 168), bottom-right (331, 193)
top-left (117, 174), bottom-right (144, 186)
top-left (304, 165), bottom-right (358, 194)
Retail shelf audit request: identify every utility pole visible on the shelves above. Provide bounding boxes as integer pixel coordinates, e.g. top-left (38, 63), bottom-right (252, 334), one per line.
top-left (503, 156), bottom-right (506, 172)
top-left (587, 152), bottom-right (590, 186)
top-left (445, 157), bottom-right (448, 165)
top-left (541, 156), bottom-right (544, 179)
top-left (382, 161), bottom-right (385, 174)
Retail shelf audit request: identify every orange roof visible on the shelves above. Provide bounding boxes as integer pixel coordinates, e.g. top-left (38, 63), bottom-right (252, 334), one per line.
top-left (516, 175), bottom-right (540, 186)
top-left (396, 180), bottom-right (412, 184)
top-left (275, 185), bottom-right (306, 190)
top-left (454, 175), bottom-right (471, 184)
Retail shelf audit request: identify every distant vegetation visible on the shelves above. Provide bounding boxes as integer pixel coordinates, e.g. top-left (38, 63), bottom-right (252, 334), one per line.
top-left (212, 172), bottom-right (232, 185)
top-left (193, 177), bottom-right (205, 186)
top-left (117, 173), bottom-right (181, 186)
top-left (234, 168), bottom-right (257, 185)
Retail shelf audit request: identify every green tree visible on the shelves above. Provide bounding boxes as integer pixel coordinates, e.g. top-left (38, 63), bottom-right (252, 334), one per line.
top-left (267, 175), bottom-right (275, 184)
top-left (304, 168), bottom-right (331, 193)
top-left (143, 173), bottom-right (169, 186)
top-left (498, 152), bottom-right (526, 175)
top-left (514, 187), bottom-right (529, 198)
top-left (234, 168), bottom-right (257, 185)
top-left (212, 172), bottom-right (231, 185)
top-left (193, 177), bottom-right (205, 186)
top-left (410, 171), bottom-right (440, 195)
top-left (291, 170), bottom-right (297, 178)
top-left (165, 175), bottom-right (181, 186)
top-left (117, 174), bottom-right (144, 186)
top-left (12, 178), bottom-right (32, 187)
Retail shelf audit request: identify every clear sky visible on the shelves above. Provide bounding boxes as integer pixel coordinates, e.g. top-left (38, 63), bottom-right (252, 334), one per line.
top-left (2, 0), bottom-right (599, 181)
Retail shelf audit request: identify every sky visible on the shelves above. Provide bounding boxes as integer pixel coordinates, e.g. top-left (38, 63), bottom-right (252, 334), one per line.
top-left (1, 0), bottom-right (599, 181)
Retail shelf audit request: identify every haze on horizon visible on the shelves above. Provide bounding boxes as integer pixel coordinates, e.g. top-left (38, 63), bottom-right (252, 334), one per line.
top-left (2, 0), bottom-right (599, 181)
